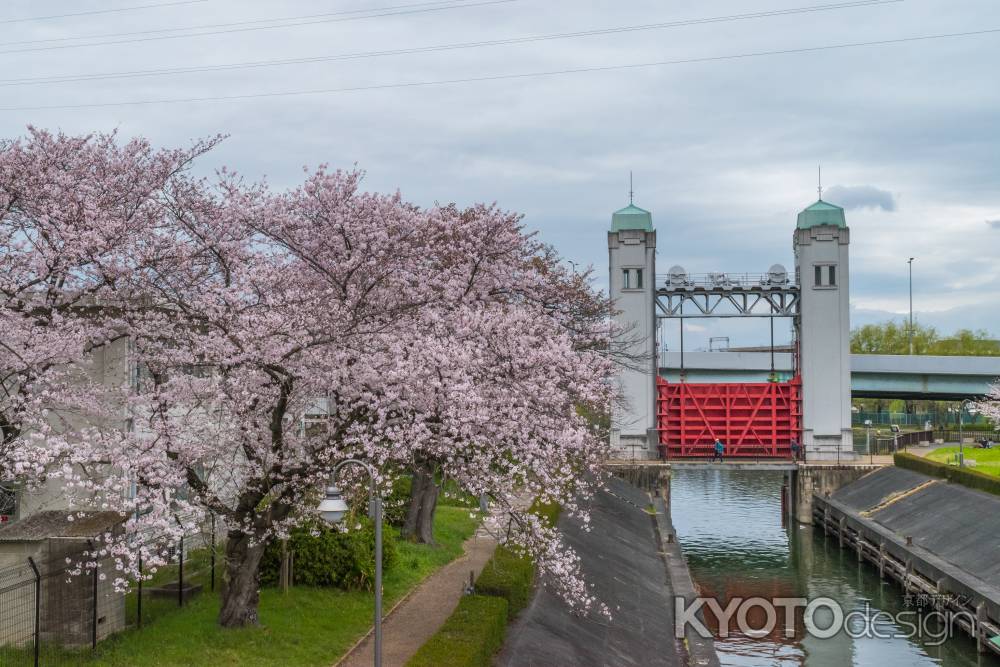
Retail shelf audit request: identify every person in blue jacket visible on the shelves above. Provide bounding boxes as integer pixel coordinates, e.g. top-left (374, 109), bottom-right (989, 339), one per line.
top-left (711, 438), bottom-right (725, 463)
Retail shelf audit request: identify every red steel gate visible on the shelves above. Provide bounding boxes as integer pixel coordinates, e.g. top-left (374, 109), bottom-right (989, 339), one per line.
top-left (656, 377), bottom-right (801, 458)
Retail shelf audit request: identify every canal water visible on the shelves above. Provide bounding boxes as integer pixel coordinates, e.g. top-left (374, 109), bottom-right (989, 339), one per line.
top-left (670, 467), bottom-right (1000, 667)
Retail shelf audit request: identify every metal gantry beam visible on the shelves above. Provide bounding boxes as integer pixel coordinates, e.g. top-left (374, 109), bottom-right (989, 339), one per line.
top-left (655, 286), bottom-right (800, 318)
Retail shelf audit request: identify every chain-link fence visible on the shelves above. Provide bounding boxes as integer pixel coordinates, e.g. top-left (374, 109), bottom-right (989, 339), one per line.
top-left (0, 517), bottom-right (222, 666)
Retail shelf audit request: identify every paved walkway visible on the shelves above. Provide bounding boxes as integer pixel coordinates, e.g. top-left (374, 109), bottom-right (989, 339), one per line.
top-left (336, 497), bottom-right (539, 667)
top-left (335, 522), bottom-right (498, 667)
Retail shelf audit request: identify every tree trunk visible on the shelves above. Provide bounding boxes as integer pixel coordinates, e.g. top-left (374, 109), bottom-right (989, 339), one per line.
top-left (402, 469), bottom-right (427, 539)
top-left (402, 465), bottom-right (439, 544)
top-left (218, 530), bottom-right (267, 628)
top-left (415, 477), bottom-right (438, 544)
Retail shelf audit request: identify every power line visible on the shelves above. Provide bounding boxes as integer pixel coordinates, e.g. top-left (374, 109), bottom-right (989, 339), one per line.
top-left (0, 0), bottom-right (515, 53)
top-left (0, 0), bottom-right (901, 88)
top-left (0, 0), bottom-right (209, 25)
top-left (2, 26), bottom-right (997, 112)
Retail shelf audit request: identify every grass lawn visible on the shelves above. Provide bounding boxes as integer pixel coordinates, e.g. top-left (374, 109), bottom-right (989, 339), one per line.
top-left (926, 446), bottom-right (1000, 478)
top-left (30, 506), bottom-right (478, 667)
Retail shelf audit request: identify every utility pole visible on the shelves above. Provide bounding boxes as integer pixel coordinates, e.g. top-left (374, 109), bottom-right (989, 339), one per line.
top-left (908, 257), bottom-right (915, 354)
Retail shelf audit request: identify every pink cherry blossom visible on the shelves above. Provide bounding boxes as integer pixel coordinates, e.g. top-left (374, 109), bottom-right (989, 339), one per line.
top-left (1, 130), bottom-right (618, 627)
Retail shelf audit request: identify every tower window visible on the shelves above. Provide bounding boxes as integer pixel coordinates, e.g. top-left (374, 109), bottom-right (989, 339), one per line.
top-left (622, 268), bottom-right (644, 290)
top-left (813, 263), bottom-right (838, 288)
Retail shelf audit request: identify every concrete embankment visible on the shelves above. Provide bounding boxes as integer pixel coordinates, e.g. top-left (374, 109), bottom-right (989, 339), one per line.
top-left (497, 476), bottom-right (718, 667)
top-left (814, 466), bottom-right (1000, 656)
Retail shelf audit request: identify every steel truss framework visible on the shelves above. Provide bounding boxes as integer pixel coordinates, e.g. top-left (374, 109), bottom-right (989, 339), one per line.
top-left (657, 378), bottom-right (802, 458)
top-left (654, 285), bottom-right (800, 319)
top-left (654, 275), bottom-right (801, 459)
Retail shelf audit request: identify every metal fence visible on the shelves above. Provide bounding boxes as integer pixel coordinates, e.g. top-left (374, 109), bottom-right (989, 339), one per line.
top-left (0, 519), bottom-right (221, 666)
top-left (852, 430), bottom-right (933, 456)
top-left (933, 429), bottom-right (998, 444)
top-left (852, 411), bottom-right (993, 428)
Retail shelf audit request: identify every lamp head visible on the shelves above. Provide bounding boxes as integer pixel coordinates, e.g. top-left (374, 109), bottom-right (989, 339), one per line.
top-left (317, 484), bottom-right (349, 525)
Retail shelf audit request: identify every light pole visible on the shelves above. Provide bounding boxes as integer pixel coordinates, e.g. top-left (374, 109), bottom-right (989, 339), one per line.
top-left (957, 400), bottom-right (979, 467)
top-left (908, 257), bottom-right (915, 355)
top-left (864, 419), bottom-right (873, 464)
top-left (318, 460), bottom-right (383, 667)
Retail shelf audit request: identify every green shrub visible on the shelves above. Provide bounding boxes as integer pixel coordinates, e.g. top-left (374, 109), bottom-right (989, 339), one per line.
top-left (260, 517), bottom-right (397, 590)
top-left (474, 547), bottom-right (534, 620)
top-left (439, 478), bottom-right (480, 508)
top-left (406, 595), bottom-right (508, 667)
top-left (894, 452), bottom-right (1000, 497)
top-left (528, 498), bottom-right (561, 528)
top-left (383, 474), bottom-right (413, 527)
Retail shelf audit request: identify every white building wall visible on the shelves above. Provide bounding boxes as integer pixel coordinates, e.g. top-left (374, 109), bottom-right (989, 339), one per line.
top-left (14, 337), bottom-right (133, 519)
top-left (608, 229), bottom-right (657, 459)
top-left (794, 226), bottom-right (854, 460)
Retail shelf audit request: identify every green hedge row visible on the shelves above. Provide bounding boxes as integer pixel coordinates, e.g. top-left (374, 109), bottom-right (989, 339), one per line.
top-left (528, 498), bottom-right (561, 528)
top-left (894, 453), bottom-right (1000, 497)
top-left (473, 500), bottom-right (562, 620)
top-left (407, 500), bottom-right (562, 664)
top-left (406, 595), bottom-right (509, 667)
top-left (474, 547), bottom-right (534, 621)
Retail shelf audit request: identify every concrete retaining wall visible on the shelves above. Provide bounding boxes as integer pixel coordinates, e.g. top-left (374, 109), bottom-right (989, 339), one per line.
top-left (789, 464), bottom-right (882, 524)
top-left (814, 466), bottom-right (1000, 655)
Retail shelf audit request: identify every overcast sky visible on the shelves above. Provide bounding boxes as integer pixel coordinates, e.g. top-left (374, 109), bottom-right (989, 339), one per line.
top-left (3, 0), bottom-right (998, 349)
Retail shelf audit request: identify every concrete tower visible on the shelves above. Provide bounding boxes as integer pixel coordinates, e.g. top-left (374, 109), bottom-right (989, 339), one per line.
top-left (793, 199), bottom-right (854, 460)
top-left (608, 203), bottom-right (658, 459)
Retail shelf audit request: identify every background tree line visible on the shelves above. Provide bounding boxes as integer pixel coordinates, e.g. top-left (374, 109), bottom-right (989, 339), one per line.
top-left (850, 320), bottom-right (998, 424)
top-left (851, 321), bottom-right (999, 356)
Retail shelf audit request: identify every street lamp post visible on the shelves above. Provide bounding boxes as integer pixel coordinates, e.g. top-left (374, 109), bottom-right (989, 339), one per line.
top-left (865, 419), bottom-right (873, 464)
top-left (957, 400), bottom-right (979, 468)
top-left (908, 257), bottom-right (915, 355)
top-left (317, 460), bottom-right (383, 667)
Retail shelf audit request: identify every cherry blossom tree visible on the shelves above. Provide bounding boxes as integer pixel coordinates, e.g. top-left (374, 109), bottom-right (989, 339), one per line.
top-left (0, 127), bottom-right (219, 483)
top-left (398, 244), bottom-right (616, 544)
top-left (2, 130), bottom-right (616, 628)
top-left (978, 382), bottom-right (1000, 426)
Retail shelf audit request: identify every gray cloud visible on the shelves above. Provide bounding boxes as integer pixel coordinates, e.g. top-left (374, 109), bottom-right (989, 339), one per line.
top-left (1, 0), bottom-right (998, 343)
top-left (987, 220), bottom-right (1000, 229)
top-left (823, 185), bottom-right (896, 212)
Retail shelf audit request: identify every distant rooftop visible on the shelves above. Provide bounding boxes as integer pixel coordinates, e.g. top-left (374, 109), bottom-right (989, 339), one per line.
top-left (610, 203), bottom-right (653, 232)
top-left (797, 199), bottom-right (846, 229)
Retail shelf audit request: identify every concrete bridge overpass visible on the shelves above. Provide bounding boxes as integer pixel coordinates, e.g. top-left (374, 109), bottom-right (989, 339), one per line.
top-left (659, 351), bottom-right (1000, 400)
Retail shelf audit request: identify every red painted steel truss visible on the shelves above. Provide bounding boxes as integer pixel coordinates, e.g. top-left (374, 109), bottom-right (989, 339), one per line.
top-left (656, 377), bottom-right (801, 458)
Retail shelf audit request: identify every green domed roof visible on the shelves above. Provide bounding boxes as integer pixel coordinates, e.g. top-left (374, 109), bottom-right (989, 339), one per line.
top-left (797, 199), bottom-right (846, 229)
top-left (611, 203), bottom-right (653, 232)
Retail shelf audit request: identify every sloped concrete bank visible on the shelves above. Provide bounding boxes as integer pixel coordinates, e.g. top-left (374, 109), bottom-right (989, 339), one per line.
top-left (814, 466), bottom-right (1000, 656)
top-left (497, 476), bottom-right (718, 667)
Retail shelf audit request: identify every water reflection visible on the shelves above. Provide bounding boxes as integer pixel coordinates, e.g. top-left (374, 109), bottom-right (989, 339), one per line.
top-left (671, 468), bottom-right (1000, 667)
